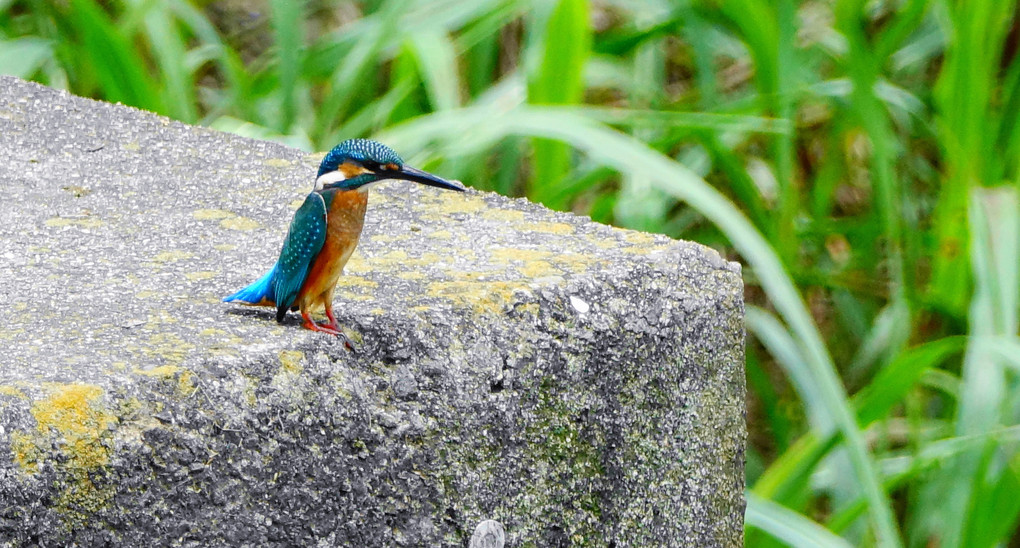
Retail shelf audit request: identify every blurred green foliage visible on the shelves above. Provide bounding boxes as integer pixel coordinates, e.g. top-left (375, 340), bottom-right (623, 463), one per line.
top-left (2, 0), bottom-right (1020, 545)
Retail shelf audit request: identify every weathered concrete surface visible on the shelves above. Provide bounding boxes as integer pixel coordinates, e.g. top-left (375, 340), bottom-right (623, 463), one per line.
top-left (0, 76), bottom-right (745, 546)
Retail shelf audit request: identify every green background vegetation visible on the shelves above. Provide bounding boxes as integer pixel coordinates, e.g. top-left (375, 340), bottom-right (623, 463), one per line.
top-left (3, 0), bottom-right (1019, 545)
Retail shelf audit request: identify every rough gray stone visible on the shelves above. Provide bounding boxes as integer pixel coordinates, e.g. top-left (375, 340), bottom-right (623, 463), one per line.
top-left (0, 76), bottom-right (746, 546)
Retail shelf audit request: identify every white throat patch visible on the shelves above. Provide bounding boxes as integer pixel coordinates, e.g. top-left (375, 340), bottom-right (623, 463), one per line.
top-left (314, 170), bottom-right (347, 190)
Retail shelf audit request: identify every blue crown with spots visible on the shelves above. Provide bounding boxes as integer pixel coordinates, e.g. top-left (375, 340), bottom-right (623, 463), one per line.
top-left (318, 139), bottom-right (404, 177)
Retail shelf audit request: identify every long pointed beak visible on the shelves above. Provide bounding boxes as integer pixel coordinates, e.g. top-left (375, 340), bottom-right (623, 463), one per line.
top-left (386, 165), bottom-right (465, 192)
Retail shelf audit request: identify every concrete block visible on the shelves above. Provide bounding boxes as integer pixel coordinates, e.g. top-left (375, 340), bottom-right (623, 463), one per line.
top-left (0, 76), bottom-right (745, 546)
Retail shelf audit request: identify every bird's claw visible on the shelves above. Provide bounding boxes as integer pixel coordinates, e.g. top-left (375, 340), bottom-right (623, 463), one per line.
top-left (302, 320), bottom-right (356, 351)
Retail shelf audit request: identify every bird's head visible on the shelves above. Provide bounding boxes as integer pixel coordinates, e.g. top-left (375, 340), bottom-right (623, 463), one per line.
top-left (314, 139), bottom-right (464, 193)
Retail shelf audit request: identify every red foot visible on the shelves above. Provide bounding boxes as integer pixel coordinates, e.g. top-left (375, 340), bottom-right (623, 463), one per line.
top-left (323, 307), bottom-right (342, 332)
top-left (301, 310), bottom-right (354, 351)
top-left (301, 311), bottom-right (343, 335)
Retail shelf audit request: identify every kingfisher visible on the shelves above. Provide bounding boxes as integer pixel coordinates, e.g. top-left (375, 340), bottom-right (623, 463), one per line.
top-left (223, 139), bottom-right (464, 335)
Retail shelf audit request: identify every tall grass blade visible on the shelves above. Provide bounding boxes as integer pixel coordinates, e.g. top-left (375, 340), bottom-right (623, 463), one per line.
top-left (408, 30), bottom-right (461, 112)
top-left (717, 0), bottom-right (798, 263)
top-left (614, 13), bottom-right (668, 233)
top-left (166, 0), bottom-right (255, 123)
top-left (930, 1), bottom-right (1019, 318)
top-left (746, 306), bottom-right (834, 432)
top-left (316, 0), bottom-right (409, 147)
top-left (64, 0), bottom-right (165, 114)
top-left (853, 337), bottom-right (965, 426)
top-left (828, 426), bottom-right (1020, 535)
top-left (269, 0), bottom-right (304, 133)
top-left (132, 1), bottom-right (197, 123)
top-left (920, 187), bottom-right (1019, 547)
top-left (0, 36), bottom-right (52, 78)
top-left (526, 0), bottom-right (590, 207)
top-left (746, 492), bottom-right (855, 548)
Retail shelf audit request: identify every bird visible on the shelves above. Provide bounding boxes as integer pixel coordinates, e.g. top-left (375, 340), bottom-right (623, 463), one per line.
top-left (223, 138), bottom-right (464, 336)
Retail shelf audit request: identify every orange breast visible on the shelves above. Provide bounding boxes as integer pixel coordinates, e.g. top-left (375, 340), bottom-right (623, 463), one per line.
top-left (297, 189), bottom-right (369, 309)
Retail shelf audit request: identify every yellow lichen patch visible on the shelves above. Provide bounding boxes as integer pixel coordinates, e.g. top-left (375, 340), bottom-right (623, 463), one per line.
top-left (288, 198), bottom-right (305, 210)
top-left (0, 385), bottom-right (25, 399)
top-left (624, 231), bottom-right (656, 245)
top-left (177, 371), bottom-right (196, 397)
top-left (279, 350), bottom-right (305, 374)
top-left (426, 280), bottom-right (526, 315)
top-left (214, 243), bottom-right (237, 252)
top-left (192, 208), bottom-right (234, 220)
top-left (134, 290), bottom-right (159, 299)
top-left (336, 275), bottom-right (378, 289)
top-left (62, 185), bottom-right (91, 197)
top-left (243, 377), bottom-right (258, 406)
top-left (266, 158), bottom-right (294, 168)
top-left (134, 365), bottom-right (181, 378)
top-left (490, 247), bottom-right (554, 264)
top-left (347, 251), bottom-right (444, 275)
top-left (185, 271), bottom-right (218, 281)
top-left (370, 307), bottom-right (386, 315)
top-left (123, 142), bottom-right (141, 151)
top-left (333, 290), bottom-right (374, 302)
top-left (371, 233), bottom-right (411, 243)
top-left (622, 244), bottom-right (673, 255)
top-left (209, 347), bottom-right (241, 359)
top-left (11, 384), bottom-right (117, 524)
top-left (28, 245), bottom-right (51, 253)
top-left (133, 365), bottom-right (196, 397)
top-left (13, 302), bottom-right (27, 311)
top-left (144, 333), bottom-right (195, 365)
top-left (150, 250), bottom-right (193, 263)
top-left (145, 310), bottom-right (179, 327)
top-left (519, 261), bottom-right (562, 278)
top-left (132, 365), bottom-right (195, 395)
top-left (359, 191), bottom-right (384, 206)
top-left (1, 328), bottom-right (28, 342)
top-left (220, 216), bottom-right (261, 231)
top-left (398, 271), bottom-right (425, 280)
top-left (447, 271), bottom-right (487, 281)
top-left (481, 209), bottom-right (525, 222)
top-left (44, 217), bottom-right (103, 228)
top-left (521, 222), bottom-right (575, 235)
top-left (10, 431), bottom-right (37, 473)
top-left (428, 229), bottom-right (453, 239)
top-left (200, 329), bottom-right (243, 346)
top-left (432, 193), bottom-right (487, 214)
top-left (489, 247), bottom-right (596, 277)
top-left (549, 252), bottom-right (598, 274)
top-left (403, 252), bottom-right (443, 267)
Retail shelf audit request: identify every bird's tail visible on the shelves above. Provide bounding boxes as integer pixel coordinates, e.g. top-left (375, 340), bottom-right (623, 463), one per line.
top-left (223, 266), bottom-right (277, 306)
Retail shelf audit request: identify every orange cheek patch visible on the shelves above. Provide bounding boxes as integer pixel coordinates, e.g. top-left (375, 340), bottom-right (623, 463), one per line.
top-left (339, 162), bottom-right (370, 179)
top-left (384, 163), bottom-right (399, 171)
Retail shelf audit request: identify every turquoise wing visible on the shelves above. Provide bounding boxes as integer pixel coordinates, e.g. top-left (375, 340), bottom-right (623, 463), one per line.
top-left (273, 192), bottom-right (328, 321)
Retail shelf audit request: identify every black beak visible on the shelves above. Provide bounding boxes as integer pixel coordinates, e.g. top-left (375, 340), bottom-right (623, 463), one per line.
top-left (384, 165), bottom-right (465, 192)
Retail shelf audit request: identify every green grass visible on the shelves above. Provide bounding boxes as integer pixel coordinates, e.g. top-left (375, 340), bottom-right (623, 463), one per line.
top-left (3, 0), bottom-right (1020, 545)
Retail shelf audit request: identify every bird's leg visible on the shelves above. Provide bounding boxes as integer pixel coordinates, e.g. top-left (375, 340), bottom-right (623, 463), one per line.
top-left (323, 305), bottom-right (341, 332)
top-left (300, 310), bottom-right (343, 335)
top-left (323, 305), bottom-right (355, 351)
